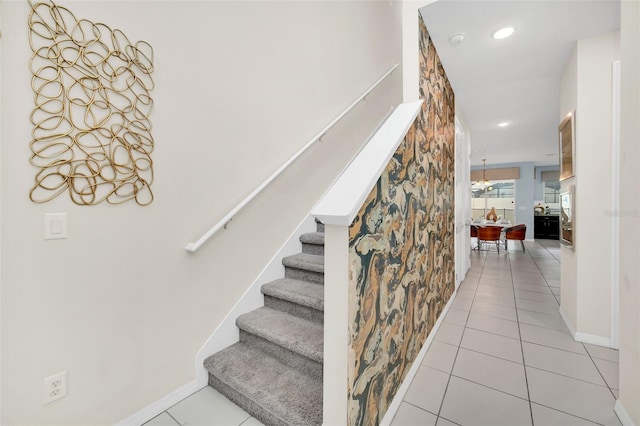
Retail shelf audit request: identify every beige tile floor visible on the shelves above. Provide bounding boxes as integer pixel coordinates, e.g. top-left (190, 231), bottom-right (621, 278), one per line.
top-left (143, 240), bottom-right (620, 426)
top-left (392, 239), bottom-right (621, 426)
top-left (142, 386), bottom-right (264, 426)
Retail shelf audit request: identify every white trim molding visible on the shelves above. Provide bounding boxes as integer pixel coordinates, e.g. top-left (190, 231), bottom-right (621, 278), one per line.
top-left (322, 224), bottom-right (350, 425)
top-left (559, 306), bottom-right (577, 338)
top-left (610, 59), bottom-right (621, 349)
top-left (560, 306), bottom-right (613, 347)
top-left (615, 400), bottom-right (636, 426)
top-left (114, 380), bottom-right (200, 426)
top-left (574, 332), bottom-right (611, 348)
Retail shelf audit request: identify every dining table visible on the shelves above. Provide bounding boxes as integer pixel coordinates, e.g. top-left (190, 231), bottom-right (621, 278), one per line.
top-left (471, 221), bottom-right (512, 251)
top-left (471, 221), bottom-right (512, 228)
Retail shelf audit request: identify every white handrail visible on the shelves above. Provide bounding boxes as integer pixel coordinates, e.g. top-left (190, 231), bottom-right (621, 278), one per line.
top-left (312, 100), bottom-right (423, 227)
top-left (185, 63), bottom-right (399, 252)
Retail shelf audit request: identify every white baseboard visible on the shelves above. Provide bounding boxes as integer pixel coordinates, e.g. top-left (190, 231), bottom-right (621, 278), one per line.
top-left (559, 305), bottom-right (577, 337)
top-left (194, 214), bottom-right (317, 387)
top-left (574, 332), bottom-right (611, 347)
top-left (615, 399), bottom-right (636, 426)
top-left (114, 380), bottom-right (200, 426)
top-left (379, 288), bottom-right (456, 426)
top-left (560, 306), bottom-right (612, 347)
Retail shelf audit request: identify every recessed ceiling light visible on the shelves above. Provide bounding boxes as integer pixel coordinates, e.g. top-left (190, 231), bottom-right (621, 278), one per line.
top-left (448, 33), bottom-right (465, 46)
top-left (492, 27), bottom-right (515, 40)
top-left (498, 121), bottom-right (510, 127)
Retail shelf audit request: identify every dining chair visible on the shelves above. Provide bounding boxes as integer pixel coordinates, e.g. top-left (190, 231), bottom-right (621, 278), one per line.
top-left (476, 226), bottom-right (502, 253)
top-left (470, 225), bottom-right (479, 250)
top-left (504, 224), bottom-right (527, 252)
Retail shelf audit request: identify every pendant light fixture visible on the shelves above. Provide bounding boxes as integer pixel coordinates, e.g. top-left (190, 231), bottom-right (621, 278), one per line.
top-left (482, 159), bottom-right (491, 189)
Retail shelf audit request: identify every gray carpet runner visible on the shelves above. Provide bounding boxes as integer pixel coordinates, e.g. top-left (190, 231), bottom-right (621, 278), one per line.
top-left (204, 219), bottom-right (324, 426)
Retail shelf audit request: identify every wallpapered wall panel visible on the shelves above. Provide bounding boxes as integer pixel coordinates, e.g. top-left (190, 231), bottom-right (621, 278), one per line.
top-left (347, 15), bottom-right (455, 425)
top-left (28, 0), bottom-right (155, 205)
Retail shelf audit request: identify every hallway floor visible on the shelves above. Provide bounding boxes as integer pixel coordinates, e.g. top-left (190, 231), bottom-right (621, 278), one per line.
top-left (143, 240), bottom-right (620, 426)
top-left (391, 240), bottom-right (621, 426)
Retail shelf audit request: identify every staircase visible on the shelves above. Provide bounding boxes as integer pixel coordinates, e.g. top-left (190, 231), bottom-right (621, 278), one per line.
top-left (203, 220), bottom-right (325, 426)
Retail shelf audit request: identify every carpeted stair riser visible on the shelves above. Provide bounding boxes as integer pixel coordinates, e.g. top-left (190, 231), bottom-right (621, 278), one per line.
top-left (282, 253), bottom-right (324, 285)
top-left (315, 218), bottom-right (325, 233)
top-left (208, 373), bottom-right (288, 426)
top-left (300, 232), bottom-right (325, 256)
top-left (284, 267), bottom-right (323, 284)
top-left (236, 307), bottom-right (323, 363)
top-left (264, 295), bottom-right (323, 324)
top-left (301, 242), bottom-right (324, 256)
top-left (239, 330), bottom-right (322, 379)
top-left (205, 342), bottom-right (322, 426)
top-left (261, 278), bottom-right (324, 323)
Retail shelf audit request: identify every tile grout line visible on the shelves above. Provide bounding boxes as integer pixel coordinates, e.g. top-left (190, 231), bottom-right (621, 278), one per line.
top-left (508, 247), bottom-right (535, 426)
top-left (583, 343), bottom-right (620, 401)
top-left (435, 250), bottom-right (488, 420)
top-left (520, 339), bottom-right (600, 357)
top-left (401, 400), bottom-right (463, 426)
top-left (166, 411), bottom-right (182, 426)
top-left (525, 364), bottom-right (612, 389)
top-left (528, 243), bottom-right (561, 305)
top-left (238, 415), bottom-right (256, 426)
top-left (464, 325), bottom-right (520, 340)
top-left (448, 373), bottom-right (529, 403)
top-left (400, 400), bottom-right (442, 420)
top-left (530, 401), bottom-right (607, 426)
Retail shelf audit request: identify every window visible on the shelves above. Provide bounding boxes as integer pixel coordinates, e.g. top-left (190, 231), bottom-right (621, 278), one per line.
top-left (471, 180), bottom-right (516, 223)
top-left (544, 180), bottom-right (560, 204)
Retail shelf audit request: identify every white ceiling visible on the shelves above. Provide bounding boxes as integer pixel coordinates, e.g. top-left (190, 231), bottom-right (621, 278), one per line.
top-left (419, 0), bottom-right (620, 167)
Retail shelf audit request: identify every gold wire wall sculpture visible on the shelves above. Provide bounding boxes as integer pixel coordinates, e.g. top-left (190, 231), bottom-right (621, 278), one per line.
top-left (28, 0), bottom-right (155, 206)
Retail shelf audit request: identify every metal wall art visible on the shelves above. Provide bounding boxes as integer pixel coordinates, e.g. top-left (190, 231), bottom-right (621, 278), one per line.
top-left (28, 0), bottom-right (155, 205)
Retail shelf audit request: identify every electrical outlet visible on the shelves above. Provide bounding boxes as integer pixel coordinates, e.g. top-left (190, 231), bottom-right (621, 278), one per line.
top-left (43, 371), bottom-right (67, 404)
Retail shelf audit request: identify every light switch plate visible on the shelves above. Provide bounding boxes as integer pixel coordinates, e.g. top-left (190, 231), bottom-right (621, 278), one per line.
top-left (44, 213), bottom-right (67, 240)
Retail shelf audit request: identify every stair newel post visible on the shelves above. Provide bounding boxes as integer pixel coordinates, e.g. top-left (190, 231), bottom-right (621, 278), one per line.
top-left (322, 223), bottom-right (350, 425)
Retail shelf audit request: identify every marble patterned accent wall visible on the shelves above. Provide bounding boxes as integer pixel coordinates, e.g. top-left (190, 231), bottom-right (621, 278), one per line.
top-left (346, 15), bottom-right (455, 425)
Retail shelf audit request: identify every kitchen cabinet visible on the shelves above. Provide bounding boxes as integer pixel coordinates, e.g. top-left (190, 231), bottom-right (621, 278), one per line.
top-left (534, 215), bottom-right (560, 240)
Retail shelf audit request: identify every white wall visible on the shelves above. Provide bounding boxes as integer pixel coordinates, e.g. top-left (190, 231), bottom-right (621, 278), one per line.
top-left (402, 0), bottom-right (437, 103)
top-left (618, 1), bottom-right (640, 423)
top-left (0, 1), bottom-right (403, 424)
top-left (455, 114), bottom-right (471, 284)
top-left (559, 31), bottom-right (620, 342)
top-left (559, 47), bottom-right (579, 330)
top-left (576, 31), bottom-right (620, 340)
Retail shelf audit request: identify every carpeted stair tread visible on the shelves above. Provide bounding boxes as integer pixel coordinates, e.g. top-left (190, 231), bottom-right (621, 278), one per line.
top-left (300, 232), bottom-right (324, 256)
top-left (282, 253), bottom-right (324, 273)
top-left (204, 342), bottom-right (322, 426)
top-left (237, 307), bottom-right (323, 363)
top-left (300, 232), bottom-right (324, 246)
top-left (262, 278), bottom-right (324, 311)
